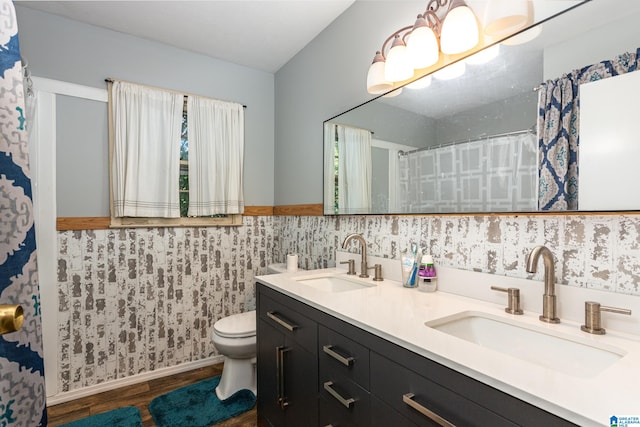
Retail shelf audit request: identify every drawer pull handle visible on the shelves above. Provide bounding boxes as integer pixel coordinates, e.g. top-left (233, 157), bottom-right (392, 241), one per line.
top-left (403, 393), bottom-right (455, 427)
top-left (276, 346), bottom-right (290, 410)
top-left (267, 311), bottom-right (298, 332)
top-left (323, 381), bottom-right (355, 409)
top-left (323, 345), bottom-right (355, 367)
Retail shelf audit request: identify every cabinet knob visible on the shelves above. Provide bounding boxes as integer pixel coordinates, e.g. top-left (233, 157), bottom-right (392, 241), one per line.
top-left (581, 301), bottom-right (631, 335)
top-left (491, 286), bottom-right (523, 315)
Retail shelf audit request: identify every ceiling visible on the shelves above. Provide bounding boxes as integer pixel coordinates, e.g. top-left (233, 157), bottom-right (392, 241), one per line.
top-left (15, 0), bottom-right (355, 73)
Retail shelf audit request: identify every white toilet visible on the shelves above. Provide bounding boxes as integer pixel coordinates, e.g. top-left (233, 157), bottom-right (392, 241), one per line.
top-left (211, 263), bottom-right (288, 400)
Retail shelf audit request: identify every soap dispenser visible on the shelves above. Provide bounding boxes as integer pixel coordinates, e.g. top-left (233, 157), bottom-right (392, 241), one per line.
top-left (418, 254), bottom-right (437, 292)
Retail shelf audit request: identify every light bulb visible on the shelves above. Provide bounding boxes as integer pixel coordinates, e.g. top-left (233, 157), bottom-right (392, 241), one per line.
top-left (483, 0), bottom-right (528, 37)
top-left (406, 24), bottom-right (439, 69)
top-left (367, 51), bottom-right (393, 94)
top-left (384, 35), bottom-right (413, 82)
top-left (440, 4), bottom-right (480, 55)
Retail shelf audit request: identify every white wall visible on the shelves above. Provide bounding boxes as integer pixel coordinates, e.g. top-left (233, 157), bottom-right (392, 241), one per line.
top-left (274, 1), bottom-right (425, 205)
top-left (543, 2), bottom-right (640, 79)
top-left (16, 5), bottom-right (275, 214)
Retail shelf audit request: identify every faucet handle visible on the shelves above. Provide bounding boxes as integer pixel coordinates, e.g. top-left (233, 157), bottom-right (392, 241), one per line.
top-left (491, 286), bottom-right (524, 315)
top-left (581, 301), bottom-right (632, 335)
top-left (340, 259), bottom-right (356, 275)
top-left (368, 264), bottom-right (383, 281)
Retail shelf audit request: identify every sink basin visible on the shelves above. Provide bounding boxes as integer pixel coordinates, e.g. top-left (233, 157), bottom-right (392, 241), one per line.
top-left (294, 275), bottom-right (375, 293)
top-left (425, 311), bottom-right (625, 378)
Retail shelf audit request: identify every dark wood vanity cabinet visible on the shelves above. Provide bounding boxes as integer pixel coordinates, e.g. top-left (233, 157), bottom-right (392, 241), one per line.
top-left (257, 283), bottom-right (577, 427)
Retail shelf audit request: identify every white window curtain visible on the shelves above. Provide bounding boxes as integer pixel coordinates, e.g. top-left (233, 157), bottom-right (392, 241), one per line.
top-left (111, 81), bottom-right (183, 217)
top-left (187, 96), bottom-right (244, 215)
top-left (337, 124), bottom-right (372, 214)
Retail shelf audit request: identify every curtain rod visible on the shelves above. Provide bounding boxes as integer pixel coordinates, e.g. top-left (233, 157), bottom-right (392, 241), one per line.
top-left (398, 127), bottom-right (535, 157)
top-left (105, 78), bottom-right (246, 108)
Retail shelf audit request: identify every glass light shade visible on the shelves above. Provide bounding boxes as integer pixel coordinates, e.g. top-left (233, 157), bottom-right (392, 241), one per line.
top-left (407, 75), bottom-right (432, 90)
top-left (440, 4), bottom-right (480, 54)
top-left (483, 0), bottom-right (528, 37)
top-left (367, 59), bottom-right (393, 94)
top-left (434, 61), bottom-right (465, 80)
top-left (465, 43), bottom-right (500, 65)
top-left (384, 36), bottom-right (413, 82)
top-left (406, 25), bottom-right (439, 69)
top-left (502, 24), bottom-right (542, 46)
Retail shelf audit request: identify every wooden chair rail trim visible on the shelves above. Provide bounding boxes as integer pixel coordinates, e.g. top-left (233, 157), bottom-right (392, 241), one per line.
top-left (56, 208), bottom-right (639, 231)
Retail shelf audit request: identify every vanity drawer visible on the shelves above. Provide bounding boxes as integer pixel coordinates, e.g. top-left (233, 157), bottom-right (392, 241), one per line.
top-left (371, 352), bottom-right (517, 427)
top-left (370, 395), bottom-right (418, 427)
top-left (319, 375), bottom-right (370, 427)
top-left (258, 292), bottom-right (317, 354)
top-left (319, 325), bottom-right (370, 389)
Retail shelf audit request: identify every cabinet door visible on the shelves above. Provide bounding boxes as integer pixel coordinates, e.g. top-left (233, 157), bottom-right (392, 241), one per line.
top-left (257, 318), bottom-right (285, 427)
top-left (257, 285), bottom-right (319, 427)
top-left (282, 334), bottom-right (318, 426)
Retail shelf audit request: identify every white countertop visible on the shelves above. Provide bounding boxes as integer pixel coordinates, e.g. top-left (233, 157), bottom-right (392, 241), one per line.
top-left (257, 263), bottom-right (640, 427)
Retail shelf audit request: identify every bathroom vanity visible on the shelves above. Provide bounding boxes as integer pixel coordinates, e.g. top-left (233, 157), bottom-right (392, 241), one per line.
top-left (255, 265), bottom-right (640, 427)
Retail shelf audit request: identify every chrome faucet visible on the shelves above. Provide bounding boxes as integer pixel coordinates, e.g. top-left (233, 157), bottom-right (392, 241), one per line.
top-left (526, 245), bottom-right (560, 323)
top-left (342, 233), bottom-right (368, 278)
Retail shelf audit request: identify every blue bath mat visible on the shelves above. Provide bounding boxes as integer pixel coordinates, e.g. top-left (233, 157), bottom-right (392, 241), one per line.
top-left (59, 406), bottom-right (142, 427)
top-left (148, 376), bottom-right (256, 427)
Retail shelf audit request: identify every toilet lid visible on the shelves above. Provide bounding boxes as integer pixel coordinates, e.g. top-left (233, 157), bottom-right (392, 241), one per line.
top-left (213, 310), bottom-right (256, 338)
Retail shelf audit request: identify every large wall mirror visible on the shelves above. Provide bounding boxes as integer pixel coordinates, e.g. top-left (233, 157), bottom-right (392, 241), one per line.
top-left (324, 0), bottom-right (640, 215)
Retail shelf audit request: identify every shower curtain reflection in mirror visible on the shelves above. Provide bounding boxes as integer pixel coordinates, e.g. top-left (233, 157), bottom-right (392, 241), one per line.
top-left (398, 131), bottom-right (537, 213)
top-left (324, 123), bottom-right (372, 214)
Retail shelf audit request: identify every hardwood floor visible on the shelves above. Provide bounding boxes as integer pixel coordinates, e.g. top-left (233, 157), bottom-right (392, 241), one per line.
top-left (47, 363), bottom-right (257, 427)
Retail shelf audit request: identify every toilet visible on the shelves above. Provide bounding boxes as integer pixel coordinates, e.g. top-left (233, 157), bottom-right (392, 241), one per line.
top-left (211, 263), bottom-right (288, 400)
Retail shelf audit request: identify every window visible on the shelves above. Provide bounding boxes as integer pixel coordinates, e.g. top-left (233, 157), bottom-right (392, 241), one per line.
top-left (108, 80), bottom-right (243, 227)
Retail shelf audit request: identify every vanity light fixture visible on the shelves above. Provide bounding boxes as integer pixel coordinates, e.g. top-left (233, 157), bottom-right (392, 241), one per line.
top-left (483, 0), bottom-right (529, 37)
top-left (366, 0), bottom-right (534, 95)
top-left (366, 0), bottom-right (480, 95)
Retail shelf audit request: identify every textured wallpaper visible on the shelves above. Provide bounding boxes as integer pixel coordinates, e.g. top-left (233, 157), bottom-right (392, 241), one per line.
top-left (56, 213), bottom-right (640, 392)
top-left (278, 214), bottom-right (640, 294)
top-left (56, 217), bottom-right (275, 392)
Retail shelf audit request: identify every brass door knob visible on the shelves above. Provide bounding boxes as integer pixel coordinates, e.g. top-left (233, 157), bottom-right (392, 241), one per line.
top-left (0, 304), bottom-right (24, 335)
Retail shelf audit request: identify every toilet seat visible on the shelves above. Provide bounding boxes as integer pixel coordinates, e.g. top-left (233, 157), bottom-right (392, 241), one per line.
top-left (213, 310), bottom-right (256, 338)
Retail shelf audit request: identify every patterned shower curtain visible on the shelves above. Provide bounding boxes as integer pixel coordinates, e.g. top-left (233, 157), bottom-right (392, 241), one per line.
top-left (0, 1), bottom-right (47, 426)
top-left (537, 47), bottom-right (640, 210)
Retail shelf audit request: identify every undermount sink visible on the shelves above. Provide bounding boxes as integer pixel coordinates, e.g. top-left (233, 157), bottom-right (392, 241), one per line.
top-left (294, 274), bottom-right (375, 293)
top-left (425, 311), bottom-right (625, 378)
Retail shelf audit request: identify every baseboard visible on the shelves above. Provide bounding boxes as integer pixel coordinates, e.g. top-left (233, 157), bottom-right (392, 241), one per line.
top-left (46, 355), bottom-right (225, 407)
